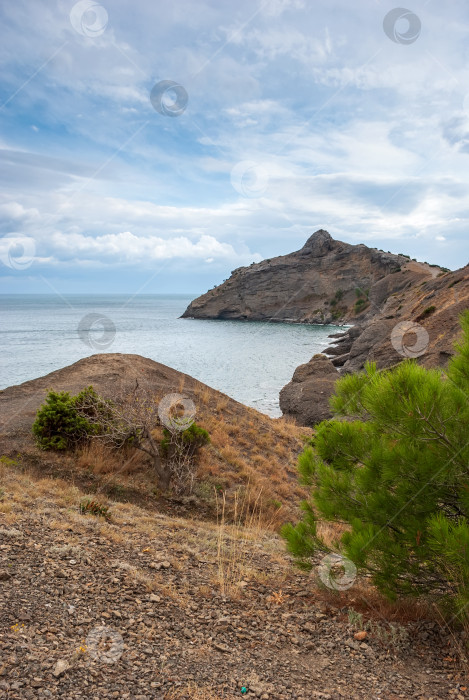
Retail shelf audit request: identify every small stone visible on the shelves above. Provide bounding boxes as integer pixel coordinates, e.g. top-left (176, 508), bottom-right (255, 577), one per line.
top-left (0, 571), bottom-right (11, 581)
top-left (53, 660), bottom-right (69, 678)
top-left (17, 611), bottom-right (31, 621)
top-left (354, 630), bottom-right (367, 641)
top-left (345, 639), bottom-right (360, 651)
top-left (149, 594), bottom-right (161, 602)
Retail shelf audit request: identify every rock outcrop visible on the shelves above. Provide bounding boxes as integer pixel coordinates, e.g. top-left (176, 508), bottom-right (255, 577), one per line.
top-left (279, 354), bottom-right (340, 426)
top-left (280, 265), bottom-right (469, 427)
top-left (182, 230), bottom-right (437, 324)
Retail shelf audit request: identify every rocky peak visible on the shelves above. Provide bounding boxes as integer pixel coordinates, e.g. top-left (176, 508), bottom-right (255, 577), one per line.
top-left (181, 229), bottom-right (439, 324)
top-left (300, 229), bottom-right (334, 257)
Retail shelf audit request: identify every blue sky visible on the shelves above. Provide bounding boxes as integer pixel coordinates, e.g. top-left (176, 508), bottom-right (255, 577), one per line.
top-left (0, 0), bottom-right (468, 294)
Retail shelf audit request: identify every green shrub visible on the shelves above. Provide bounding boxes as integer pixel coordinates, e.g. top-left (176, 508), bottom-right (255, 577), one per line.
top-left (354, 297), bottom-right (369, 315)
top-left (330, 289), bottom-right (344, 307)
top-left (415, 305), bottom-right (436, 322)
top-left (32, 388), bottom-right (104, 450)
top-left (282, 311), bottom-right (469, 617)
top-left (160, 422), bottom-right (210, 457)
top-left (79, 499), bottom-right (111, 521)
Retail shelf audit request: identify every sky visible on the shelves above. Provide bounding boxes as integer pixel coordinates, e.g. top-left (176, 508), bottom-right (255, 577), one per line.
top-left (0, 0), bottom-right (468, 294)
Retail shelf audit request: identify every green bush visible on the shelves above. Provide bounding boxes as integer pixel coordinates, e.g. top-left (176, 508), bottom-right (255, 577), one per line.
top-left (32, 386), bottom-right (109, 450)
top-left (415, 305), bottom-right (436, 322)
top-left (330, 289), bottom-right (344, 307)
top-left (79, 499), bottom-right (111, 521)
top-left (354, 297), bottom-right (369, 315)
top-left (160, 422), bottom-right (210, 457)
top-left (282, 311), bottom-right (469, 617)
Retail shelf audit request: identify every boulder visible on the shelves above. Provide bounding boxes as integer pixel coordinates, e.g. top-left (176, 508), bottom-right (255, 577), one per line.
top-left (279, 355), bottom-right (339, 427)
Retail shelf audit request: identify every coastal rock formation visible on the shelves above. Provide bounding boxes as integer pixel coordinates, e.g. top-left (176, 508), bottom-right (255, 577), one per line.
top-left (182, 230), bottom-right (436, 324)
top-left (279, 354), bottom-right (340, 426)
top-left (280, 265), bottom-right (469, 427)
top-left (183, 228), bottom-right (468, 427)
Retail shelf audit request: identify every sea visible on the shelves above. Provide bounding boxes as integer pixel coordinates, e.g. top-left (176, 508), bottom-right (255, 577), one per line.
top-left (0, 294), bottom-right (344, 417)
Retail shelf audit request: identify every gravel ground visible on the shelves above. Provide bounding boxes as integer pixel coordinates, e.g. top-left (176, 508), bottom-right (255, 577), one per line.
top-left (0, 483), bottom-right (468, 700)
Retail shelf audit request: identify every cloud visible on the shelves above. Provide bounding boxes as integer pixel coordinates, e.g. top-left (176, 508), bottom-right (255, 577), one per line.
top-left (1, 0), bottom-right (469, 291)
top-left (48, 231), bottom-right (241, 264)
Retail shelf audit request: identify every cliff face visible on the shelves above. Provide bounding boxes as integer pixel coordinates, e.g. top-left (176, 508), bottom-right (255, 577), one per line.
top-left (182, 230), bottom-right (437, 324)
top-left (279, 264), bottom-right (469, 427)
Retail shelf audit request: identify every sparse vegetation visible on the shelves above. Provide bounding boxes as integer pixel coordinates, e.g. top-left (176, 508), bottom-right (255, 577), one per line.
top-left (353, 287), bottom-right (370, 315)
top-left (33, 387), bottom-right (211, 493)
top-left (330, 289), bottom-right (344, 307)
top-left (79, 498), bottom-right (111, 521)
top-left (160, 423), bottom-right (210, 493)
top-left (415, 305), bottom-right (436, 321)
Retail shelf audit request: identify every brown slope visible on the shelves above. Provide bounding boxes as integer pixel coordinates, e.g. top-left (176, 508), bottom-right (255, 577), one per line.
top-left (0, 353), bottom-right (308, 521)
top-left (182, 230), bottom-right (437, 324)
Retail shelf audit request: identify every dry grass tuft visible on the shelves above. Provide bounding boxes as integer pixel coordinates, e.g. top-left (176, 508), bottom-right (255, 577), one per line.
top-left (214, 485), bottom-right (283, 598)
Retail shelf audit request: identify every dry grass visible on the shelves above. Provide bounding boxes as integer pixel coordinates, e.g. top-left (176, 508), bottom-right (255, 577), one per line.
top-left (76, 441), bottom-right (146, 476)
top-left (214, 485), bottom-right (284, 598)
top-left (196, 384), bottom-right (213, 406)
top-left (317, 520), bottom-right (349, 548)
top-left (315, 576), bottom-right (435, 626)
top-left (1, 375), bottom-right (310, 530)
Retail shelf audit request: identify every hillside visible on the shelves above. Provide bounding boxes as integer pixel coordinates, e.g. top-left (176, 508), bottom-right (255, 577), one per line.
top-left (0, 353), bottom-right (308, 522)
top-left (0, 338), bottom-right (468, 697)
top-left (181, 230), bottom-right (439, 324)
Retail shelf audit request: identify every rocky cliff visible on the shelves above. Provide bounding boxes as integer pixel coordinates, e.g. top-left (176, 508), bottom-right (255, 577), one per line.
top-left (182, 230), bottom-right (438, 324)
top-left (280, 264), bottom-right (469, 426)
top-left (182, 229), bottom-right (468, 428)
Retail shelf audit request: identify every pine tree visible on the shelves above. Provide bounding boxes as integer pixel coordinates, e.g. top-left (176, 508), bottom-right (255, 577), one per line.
top-left (282, 311), bottom-right (469, 616)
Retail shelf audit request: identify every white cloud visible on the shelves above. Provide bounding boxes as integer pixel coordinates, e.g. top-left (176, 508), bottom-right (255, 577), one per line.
top-left (48, 231), bottom-right (239, 263)
top-left (1, 0), bottom-right (469, 285)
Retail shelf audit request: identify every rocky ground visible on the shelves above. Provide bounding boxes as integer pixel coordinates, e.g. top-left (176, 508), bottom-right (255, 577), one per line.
top-left (0, 462), bottom-right (467, 700)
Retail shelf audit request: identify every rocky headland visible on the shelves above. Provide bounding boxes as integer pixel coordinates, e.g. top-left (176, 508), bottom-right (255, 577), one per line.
top-left (183, 230), bottom-right (469, 427)
top-left (182, 230), bottom-right (437, 325)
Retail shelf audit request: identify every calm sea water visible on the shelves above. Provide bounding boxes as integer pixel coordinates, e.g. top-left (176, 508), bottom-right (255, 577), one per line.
top-left (0, 295), bottom-right (343, 417)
